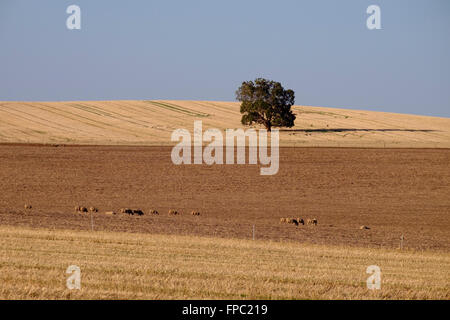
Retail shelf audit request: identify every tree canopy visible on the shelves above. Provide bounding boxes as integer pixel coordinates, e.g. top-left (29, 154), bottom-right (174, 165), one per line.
top-left (236, 78), bottom-right (296, 132)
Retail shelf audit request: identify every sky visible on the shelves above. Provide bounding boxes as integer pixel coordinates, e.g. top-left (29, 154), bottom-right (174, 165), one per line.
top-left (0, 0), bottom-right (449, 117)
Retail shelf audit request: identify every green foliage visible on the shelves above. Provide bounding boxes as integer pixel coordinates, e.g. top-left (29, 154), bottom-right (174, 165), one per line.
top-left (236, 78), bottom-right (296, 131)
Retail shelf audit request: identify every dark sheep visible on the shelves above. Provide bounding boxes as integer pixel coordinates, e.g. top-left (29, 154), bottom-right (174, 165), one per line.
top-left (132, 209), bottom-right (144, 216)
top-left (120, 208), bottom-right (133, 215)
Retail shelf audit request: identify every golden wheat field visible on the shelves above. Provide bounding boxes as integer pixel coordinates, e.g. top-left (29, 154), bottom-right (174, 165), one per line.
top-left (0, 226), bottom-right (448, 300)
top-left (1, 100), bottom-right (450, 147)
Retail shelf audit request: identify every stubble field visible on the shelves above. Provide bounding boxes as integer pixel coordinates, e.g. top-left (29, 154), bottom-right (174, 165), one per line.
top-left (1, 100), bottom-right (450, 148)
top-left (0, 226), bottom-right (448, 299)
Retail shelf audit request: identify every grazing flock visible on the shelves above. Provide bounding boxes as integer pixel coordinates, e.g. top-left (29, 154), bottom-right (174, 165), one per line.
top-left (280, 217), bottom-right (318, 226)
top-left (22, 204), bottom-right (371, 230)
top-left (74, 206), bottom-right (201, 217)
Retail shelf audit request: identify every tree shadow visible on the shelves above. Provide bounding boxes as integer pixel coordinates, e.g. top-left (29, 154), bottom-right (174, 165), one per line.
top-left (280, 128), bottom-right (438, 133)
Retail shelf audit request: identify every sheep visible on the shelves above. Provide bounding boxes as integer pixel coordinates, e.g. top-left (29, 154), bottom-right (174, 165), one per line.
top-left (120, 208), bottom-right (133, 215)
top-left (360, 225), bottom-right (370, 230)
top-left (168, 209), bottom-right (179, 216)
top-left (191, 211), bottom-right (200, 216)
top-left (104, 211), bottom-right (116, 215)
top-left (307, 218), bottom-right (318, 226)
top-left (24, 204), bottom-right (32, 210)
top-left (89, 207), bottom-right (98, 213)
top-left (285, 218), bottom-right (297, 226)
top-left (132, 209), bottom-right (144, 216)
top-left (280, 217), bottom-right (305, 226)
top-left (149, 209), bottom-right (159, 215)
top-left (75, 206), bottom-right (88, 213)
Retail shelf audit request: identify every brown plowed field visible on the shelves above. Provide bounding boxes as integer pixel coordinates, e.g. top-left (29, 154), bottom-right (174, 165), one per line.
top-left (0, 145), bottom-right (449, 251)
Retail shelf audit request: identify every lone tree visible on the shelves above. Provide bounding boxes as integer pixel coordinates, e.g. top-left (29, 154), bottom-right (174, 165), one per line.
top-left (236, 78), bottom-right (296, 132)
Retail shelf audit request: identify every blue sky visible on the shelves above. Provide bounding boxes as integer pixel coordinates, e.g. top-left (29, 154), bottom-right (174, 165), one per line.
top-left (1, 0), bottom-right (449, 117)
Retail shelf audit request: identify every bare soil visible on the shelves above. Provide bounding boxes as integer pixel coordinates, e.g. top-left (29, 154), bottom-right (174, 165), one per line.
top-left (0, 145), bottom-right (449, 251)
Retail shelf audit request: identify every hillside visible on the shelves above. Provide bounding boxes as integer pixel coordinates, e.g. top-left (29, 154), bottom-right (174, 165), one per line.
top-left (0, 100), bottom-right (449, 147)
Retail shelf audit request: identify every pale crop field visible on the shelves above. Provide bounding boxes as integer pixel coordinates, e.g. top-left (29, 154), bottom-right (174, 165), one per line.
top-left (0, 226), bottom-right (448, 299)
top-left (1, 100), bottom-right (449, 147)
